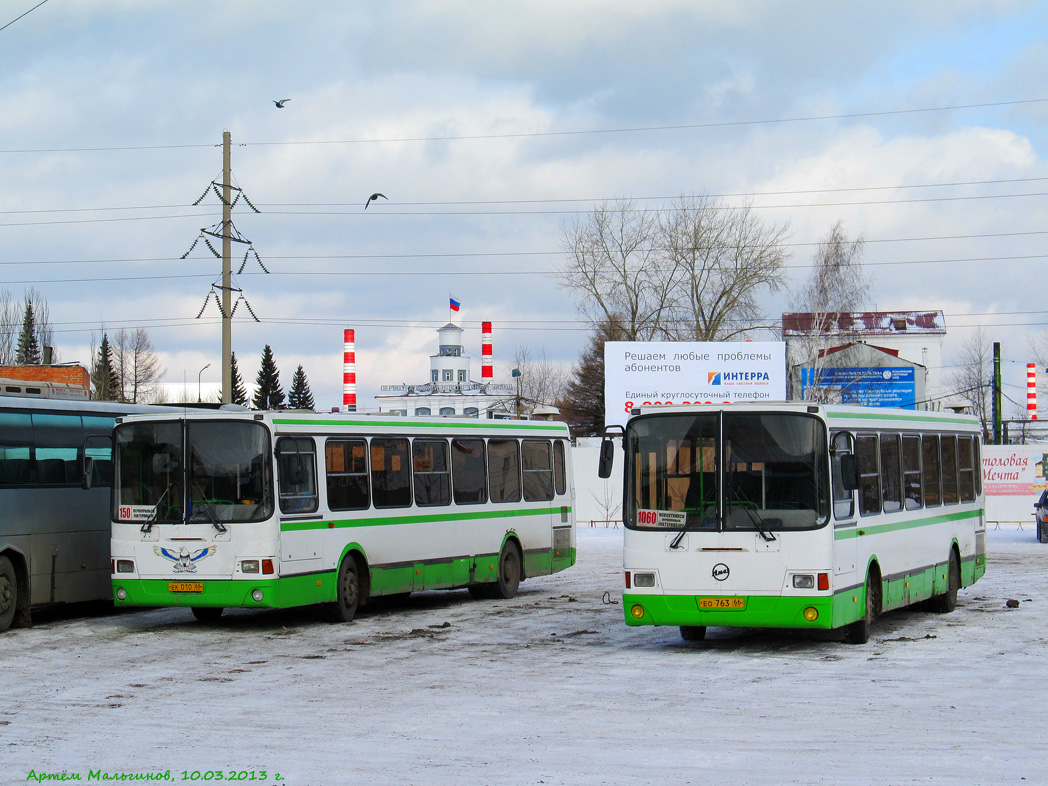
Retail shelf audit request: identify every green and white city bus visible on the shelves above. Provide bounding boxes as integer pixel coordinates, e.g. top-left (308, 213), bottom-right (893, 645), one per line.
top-left (110, 410), bottom-right (575, 622)
top-left (603, 402), bottom-right (985, 644)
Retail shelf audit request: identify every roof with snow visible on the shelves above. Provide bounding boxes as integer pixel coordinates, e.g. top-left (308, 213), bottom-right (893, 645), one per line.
top-left (781, 310), bottom-right (946, 337)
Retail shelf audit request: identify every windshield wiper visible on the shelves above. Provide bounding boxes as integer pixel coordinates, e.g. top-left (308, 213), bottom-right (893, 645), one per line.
top-left (191, 483), bottom-right (227, 533)
top-left (728, 482), bottom-right (776, 542)
top-left (141, 482), bottom-right (174, 533)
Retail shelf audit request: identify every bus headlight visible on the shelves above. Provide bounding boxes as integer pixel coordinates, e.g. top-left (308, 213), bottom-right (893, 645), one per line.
top-left (792, 574), bottom-right (815, 589)
top-left (633, 573), bottom-right (656, 588)
top-left (251, 589), bottom-right (264, 602)
top-left (630, 604), bottom-right (645, 620)
top-left (241, 560), bottom-right (260, 574)
top-left (115, 559), bottom-right (135, 574)
top-left (115, 588), bottom-right (127, 601)
top-left (803, 607), bottom-right (819, 622)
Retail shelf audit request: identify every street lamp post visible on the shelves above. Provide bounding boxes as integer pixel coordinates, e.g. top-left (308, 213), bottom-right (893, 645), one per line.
top-left (198, 362), bottom-right (211, 403)
top-left (512, 368), bottom-right (522, 419)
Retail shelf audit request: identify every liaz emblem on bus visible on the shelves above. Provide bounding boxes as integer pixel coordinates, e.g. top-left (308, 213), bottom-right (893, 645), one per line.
top-left (637, 509), bottom-right (686, 528)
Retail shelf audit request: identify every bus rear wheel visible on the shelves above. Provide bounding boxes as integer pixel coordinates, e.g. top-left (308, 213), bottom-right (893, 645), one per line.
top-left (328, 555), bottom-right (360, 622)
top-left (492, 542), bottom-right (521, 600)
top-left (844, 570), bottom-right (879, 645)
top-left (191, 606), bottom-right (223, 622)
top-left (0, 556), bottom-right (16, 633)
top-left (928, 551), bottom-right (960, 614)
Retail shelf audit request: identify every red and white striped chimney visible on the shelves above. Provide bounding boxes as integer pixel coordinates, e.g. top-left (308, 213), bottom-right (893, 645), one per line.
top-left (481, 321), bottom-right (493, 379)
top-left (1028, 363), bottom-right (1037, 421)
top-left (343, 329), bottom-right (357, 412)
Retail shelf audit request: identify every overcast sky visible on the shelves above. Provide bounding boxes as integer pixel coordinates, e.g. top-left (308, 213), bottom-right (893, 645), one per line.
top-left (1, 1), bottom-right (1046, 411)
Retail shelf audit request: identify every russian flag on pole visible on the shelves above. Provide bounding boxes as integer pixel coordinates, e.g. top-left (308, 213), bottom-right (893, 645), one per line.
top-left (449, 296), bottom-right (461, 312)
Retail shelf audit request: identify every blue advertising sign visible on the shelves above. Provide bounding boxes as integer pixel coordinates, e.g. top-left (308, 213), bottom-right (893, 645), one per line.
top-left (800, 367), bottom-right (917, 409)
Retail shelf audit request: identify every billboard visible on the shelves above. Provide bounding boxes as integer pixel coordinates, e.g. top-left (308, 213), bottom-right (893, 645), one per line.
top-left (603, 341), bottom-right (787, 428)
top-left (800, 366), bottom-right (917, 409)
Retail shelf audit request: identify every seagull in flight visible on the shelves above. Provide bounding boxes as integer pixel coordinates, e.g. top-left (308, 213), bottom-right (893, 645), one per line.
top-left (365, 192), bottom-right (387, 209)
top-left (273, 98), bottom-right (290, 108)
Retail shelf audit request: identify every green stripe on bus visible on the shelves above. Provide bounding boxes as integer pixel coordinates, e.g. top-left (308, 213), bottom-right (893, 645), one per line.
top-left (833, 508), bottom-right (983, 540)
top-left (272, 418), bottom-right (566, 432)
top-left (825, 411), bottom-right (979, 426)
top-left (280, 506), bottom-right (572, 532)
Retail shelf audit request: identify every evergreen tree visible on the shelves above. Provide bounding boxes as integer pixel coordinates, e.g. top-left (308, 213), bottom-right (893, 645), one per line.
top-left (230, 351), bottom-right (248, 406)
top-left (287, 364), bottom-right (315, 410)
top-left (557, 316), bottom-right (626, 437)
top-left (252, 344), bottom-right (285, 410)
top-left (15, 301), bottom-right (41, 364)
top-left (92, 332), bottom-right (120, 401)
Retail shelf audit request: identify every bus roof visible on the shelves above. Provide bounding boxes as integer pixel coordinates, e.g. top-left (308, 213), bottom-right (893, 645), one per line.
top-left (627, 401), bottom-right (982, 431)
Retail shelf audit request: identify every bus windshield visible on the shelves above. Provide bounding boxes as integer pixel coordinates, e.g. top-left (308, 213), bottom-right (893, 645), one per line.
top-left (115, 420), bottom-right (273, 524)
top-left (627, 412), bottom-right (829, 532)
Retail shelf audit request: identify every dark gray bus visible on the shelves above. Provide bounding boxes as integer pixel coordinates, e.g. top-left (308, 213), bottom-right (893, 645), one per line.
top-left (0, 395), bottom-right (166, 632)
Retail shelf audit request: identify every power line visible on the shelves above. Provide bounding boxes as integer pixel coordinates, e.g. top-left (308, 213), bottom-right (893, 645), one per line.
top-left (2, 97), bottom-right (1045, 155)
top-left (5, 175), bottom-right (1047, 217)
top-left (0, 0), bottom-right (49, 34)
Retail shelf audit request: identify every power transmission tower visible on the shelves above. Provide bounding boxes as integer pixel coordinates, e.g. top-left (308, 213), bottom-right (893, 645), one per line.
top-left (183, 131), bottom-right (267, 403)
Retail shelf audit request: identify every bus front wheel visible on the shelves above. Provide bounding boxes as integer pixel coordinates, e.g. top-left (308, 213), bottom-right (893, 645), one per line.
top-left (0, 556), bottom-right (16, 633)
top-left (680, 626), bottom-right (707, 642)
top-left (844, 570), bottom-right (880, 645)
top-left (191, 607), bottom-right (223, 622)
top-left (329, 556), bottom-right (360, 622)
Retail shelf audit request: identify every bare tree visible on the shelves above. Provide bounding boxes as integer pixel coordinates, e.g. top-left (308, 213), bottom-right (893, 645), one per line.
top-left (558, 316), bottom-right (628, 437)
top-left (559, 196), bottom-right (789, 342)
top-left (558, 200), bottom-right (671, 341)
top-left (113, 327), bottom-right (165, 403)
top-left (787, 220), bottom-right (870, 401)
top-left (512, 344), bottom-right (568, 416)
top-left (663, 196), bottom-right (790, 340)
top-left (947, 326), bottom-right (992, 440)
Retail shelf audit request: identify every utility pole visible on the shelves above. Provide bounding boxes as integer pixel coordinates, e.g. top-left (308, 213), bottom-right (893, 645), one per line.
top-left (221, 131), bottom-right (232, 404)
top-left (992, 341), bottom-right (1002, 445)
top-left (184, 132), bottom-right (264, 400)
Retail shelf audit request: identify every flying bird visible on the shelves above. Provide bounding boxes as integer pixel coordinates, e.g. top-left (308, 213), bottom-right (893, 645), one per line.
top-left (365, 192), bottom-right (387, 209)
top-left (273, 98), bottom-right (290, 108)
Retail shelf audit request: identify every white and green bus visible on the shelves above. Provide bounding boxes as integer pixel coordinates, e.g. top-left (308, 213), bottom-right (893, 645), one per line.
top-left (603, 403), bottom-right (985, 644)
top-left (110, 410), bottom-right (575, 622)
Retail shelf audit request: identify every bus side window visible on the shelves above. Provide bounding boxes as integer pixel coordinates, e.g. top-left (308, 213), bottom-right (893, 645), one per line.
top-left (522, 440), bottom-right (554, 502)
top-left (84, 435), bottom-right (114, 487)
top-left (276, 437), bottom-right (319, 514)
top-left (451, 438), bottom-right (487, 505)
top-left (488, 439), bottom-right (521, 503)
top-left (413, 439), bottom-right (450, 507)
top-left (855, 434), bottom-right (880, 516)
top-left (958, 436), bottom-right (976, 503)
top-left (32, 412), bottom-right (81, 485)
top-left (941, 435), bottom-right (959, 505)
top-left (922, 435), bottom-right (941, 507)
top-left (902, 434), bottom-right (922, 510)
top-left (0, 411), bottom-right (33, 486)
top-left (326, 438), bottom-right (369, 511)
top-left (830, 432), bottom-right (854, 520)
top-left (880, 433), bottom-right (902, 514)
top-left (553, 439), bottom-right (567, 497)
top-left (371, 437), bottom-right (411, 509)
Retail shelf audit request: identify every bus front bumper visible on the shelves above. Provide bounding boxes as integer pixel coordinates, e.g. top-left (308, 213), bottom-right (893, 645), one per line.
top-left (623, 592), bottom-right (854, 630)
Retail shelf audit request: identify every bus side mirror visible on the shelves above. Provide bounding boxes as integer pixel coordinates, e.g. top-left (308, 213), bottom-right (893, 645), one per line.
top-left (81, 457), bottom-right (94, 491)
top-left (839, 454), bottom-right (859, 491)
top-left (598, 439), bottom-right (615, 479)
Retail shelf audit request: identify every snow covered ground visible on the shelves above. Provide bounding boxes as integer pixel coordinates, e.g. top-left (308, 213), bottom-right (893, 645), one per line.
top-left (3, 525), bottom-right (1045, 786)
